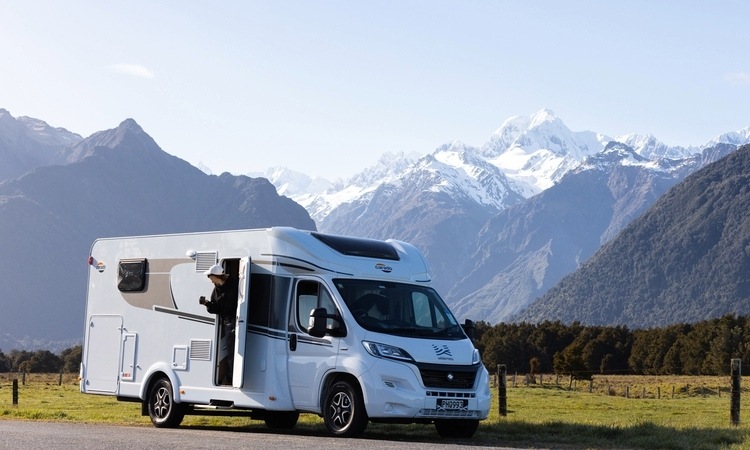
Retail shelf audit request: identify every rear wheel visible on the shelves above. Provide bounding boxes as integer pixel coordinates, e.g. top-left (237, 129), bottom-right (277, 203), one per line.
top-left (434, 419), bottom-right (479, 438)
top-left (147, 377), bottom-right (185, 428)
top-left (323, 380), bottom-right (368, 437)
top-left (264, 411), bottom-right (300, 429)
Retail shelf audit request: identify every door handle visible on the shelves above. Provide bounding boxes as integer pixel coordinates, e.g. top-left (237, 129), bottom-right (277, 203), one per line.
top-left (289, 333), bottom-right (297, 352)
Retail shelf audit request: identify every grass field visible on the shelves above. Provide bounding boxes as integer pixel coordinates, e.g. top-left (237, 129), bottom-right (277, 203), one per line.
top-left (2, 373), bottom-right (750, 449)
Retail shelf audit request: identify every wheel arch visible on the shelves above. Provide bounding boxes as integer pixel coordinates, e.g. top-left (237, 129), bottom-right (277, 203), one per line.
top-left (319, 371), bottom-right (365, 412)
top-left (139, 363), bottom-right (182, 403)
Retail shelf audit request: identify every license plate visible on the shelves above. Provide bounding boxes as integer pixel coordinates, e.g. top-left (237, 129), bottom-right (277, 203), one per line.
top-left (437, 398), bottom-right (468, 411)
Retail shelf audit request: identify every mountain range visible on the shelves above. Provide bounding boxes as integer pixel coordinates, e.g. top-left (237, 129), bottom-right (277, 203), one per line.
top-left (517, 143), bottom-right (750, 328)
top-left (2, 106), bottom-right (750, 350)
top-left (260, 109), bottom-right (750, 323)
top-left (0, 109), bottom-right (313, 351)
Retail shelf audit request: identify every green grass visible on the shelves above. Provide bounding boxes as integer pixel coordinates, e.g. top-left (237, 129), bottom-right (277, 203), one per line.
top-left (1, 373), bottom-right (750, 449)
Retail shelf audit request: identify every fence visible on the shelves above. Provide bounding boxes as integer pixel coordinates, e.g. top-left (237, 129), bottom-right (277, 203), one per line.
top-left (0, 371), bottom-right (79, 387)
top-left (495, 359), bottom-right (744, 425)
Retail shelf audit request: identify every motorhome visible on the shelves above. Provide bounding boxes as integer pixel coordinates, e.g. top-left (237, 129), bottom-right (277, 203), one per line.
top-left (80, 227), bottom-right (490, 437)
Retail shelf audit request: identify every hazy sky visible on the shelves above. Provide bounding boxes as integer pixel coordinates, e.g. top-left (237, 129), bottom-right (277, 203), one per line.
top-left (2, 1), bottom-right (749, 180)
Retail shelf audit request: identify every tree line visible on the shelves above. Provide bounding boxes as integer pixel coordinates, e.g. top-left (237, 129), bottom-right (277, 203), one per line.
top-left (0, 346), bottom-right (81, 373)
top-left (474, 314), bottom-right (750, 378)
top-left (3, 314), bottom-right (750, 377)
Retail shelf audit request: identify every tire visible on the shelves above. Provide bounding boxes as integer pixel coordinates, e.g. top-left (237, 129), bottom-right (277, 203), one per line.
top-left (323, 380), bottom-right (368, 437)
top-left (147, 377), bottom-right (185, 428)
top-left (434, 419), bottom-right (479, 438)
top-left (264, 411), bottom-right (300, 429)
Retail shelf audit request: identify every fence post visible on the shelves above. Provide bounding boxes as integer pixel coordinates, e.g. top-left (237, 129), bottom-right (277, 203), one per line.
top-left (12, 379), bottom-right (18, 406)
top-left (731, 358), bottom-right (741, 426)
top-left (498, 364), bottom-right (507, 416)
top-left (22, 371), bottom-right (26, 385)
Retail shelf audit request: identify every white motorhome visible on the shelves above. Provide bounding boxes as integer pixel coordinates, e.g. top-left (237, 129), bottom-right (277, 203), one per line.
top-left (80, 227), bottom-right (490, 437)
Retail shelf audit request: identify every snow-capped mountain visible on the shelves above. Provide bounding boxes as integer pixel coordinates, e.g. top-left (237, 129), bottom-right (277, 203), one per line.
top-left (271, 108), bottom-right (739, 228)
top-left (480, 108), bottom-right (612, 194)
top-left (260, 151), bottom-right (419, 223)
top-left (264, 109), bottom-right (750, 323)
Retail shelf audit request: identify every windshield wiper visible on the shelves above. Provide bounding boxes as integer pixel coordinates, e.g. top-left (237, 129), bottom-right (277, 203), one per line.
top-left (433, 324), bottom-right (463, 337)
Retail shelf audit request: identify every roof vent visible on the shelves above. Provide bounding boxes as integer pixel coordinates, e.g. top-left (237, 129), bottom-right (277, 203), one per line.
top-left (312, 232), bottom-right (399, 261)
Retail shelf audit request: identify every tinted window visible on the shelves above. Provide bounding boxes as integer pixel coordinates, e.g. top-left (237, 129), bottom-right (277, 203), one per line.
top-left (117, 259), bottom-right (147, 292)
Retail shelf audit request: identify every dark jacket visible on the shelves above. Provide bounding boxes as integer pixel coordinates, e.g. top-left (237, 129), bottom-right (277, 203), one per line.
top-left (205, 278), bottom-right (239, 323)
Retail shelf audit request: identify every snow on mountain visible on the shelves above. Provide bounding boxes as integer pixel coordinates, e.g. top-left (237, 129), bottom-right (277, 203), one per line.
top-left (480, 108), bottom-right (611, 193)
top-left (263, 109), bottom-right (750, 231)
top-left (704, 126), bottom-right (750, 148)
top-left (574, 141), bottom-right (654, 173)
top-left (614, 133), bottom-right (694, 160)
top-left (263, 152), bottom-right (419, 223)
top-left (196, 161), bottom-right (214, 175)
top-left (419, 141), bottom-right (526, 210)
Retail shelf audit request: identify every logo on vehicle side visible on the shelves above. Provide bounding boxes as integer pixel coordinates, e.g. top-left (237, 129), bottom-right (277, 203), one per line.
top-left (375, 263), bottom-right (392, 273)
top-left (432, 344), bottom-right (453, 360)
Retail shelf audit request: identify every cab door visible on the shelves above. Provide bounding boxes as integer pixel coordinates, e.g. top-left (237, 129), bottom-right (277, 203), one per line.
top-left (232, 257), bottom-right (251, 388)
top-left (287, 278), bottom-right (341, 410)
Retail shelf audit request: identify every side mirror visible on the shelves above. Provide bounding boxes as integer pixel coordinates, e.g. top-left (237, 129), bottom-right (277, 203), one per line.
top-left (308, 307), bottom-right (347, 338)
top-left (308, 307), bottom-right (328, 337)
top-left (461, 319), bottom-right (475, 341)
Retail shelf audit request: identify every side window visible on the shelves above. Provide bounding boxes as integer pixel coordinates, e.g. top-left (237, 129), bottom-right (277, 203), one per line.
top-left (413, 292), bottom-right (432, 327)
top-left (117, 259), bottom-right (147, 292)
top-left (295, 280), bottom-right (338, 333)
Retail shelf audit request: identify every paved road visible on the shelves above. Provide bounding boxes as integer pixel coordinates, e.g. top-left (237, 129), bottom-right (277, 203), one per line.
top-left (0, 421), bottom-right (518, 450)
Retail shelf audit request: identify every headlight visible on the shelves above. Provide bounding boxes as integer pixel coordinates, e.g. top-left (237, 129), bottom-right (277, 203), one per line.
top-left (472, 348), bottom-right (481, 365)
top-left (363, 341), bottom-right (414, 362)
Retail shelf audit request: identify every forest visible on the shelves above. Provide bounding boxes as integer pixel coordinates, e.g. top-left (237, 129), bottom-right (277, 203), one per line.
top-left (474, 314), bottom-right (750, 378)
top-left (1, 314), bottom-right (748, 377)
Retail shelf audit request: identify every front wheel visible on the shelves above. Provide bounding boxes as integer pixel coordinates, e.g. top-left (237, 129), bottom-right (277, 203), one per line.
top-left (147, 377), bottom-right (185, 428)
top-left (323, 380), bottom-right (368, 437)
top-left (434, 419), bottom-right (479, 438)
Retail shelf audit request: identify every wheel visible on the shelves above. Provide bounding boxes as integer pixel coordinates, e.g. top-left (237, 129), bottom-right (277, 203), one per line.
top-left (264, 410), bottom-right (300, 429)
top-left (147, 377), bottom-right (185, 428)
top-left (434, 419), bottom-right (479, 438)
top-left (323, 380), bottom-right (368, 437)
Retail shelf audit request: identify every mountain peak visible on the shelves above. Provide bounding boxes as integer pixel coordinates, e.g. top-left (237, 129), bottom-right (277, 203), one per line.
top-left (575, 141), bottom-right (648, 173)
top-left (118, 118), bottom-right (143, 132)
top-left (528, 108), bottom-right (558, 128)
top-left (62, 119), bottom-right (161, 164)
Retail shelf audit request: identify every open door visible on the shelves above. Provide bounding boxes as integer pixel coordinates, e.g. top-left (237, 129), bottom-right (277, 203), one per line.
top-left (232, 257), bottom-right (251, 388)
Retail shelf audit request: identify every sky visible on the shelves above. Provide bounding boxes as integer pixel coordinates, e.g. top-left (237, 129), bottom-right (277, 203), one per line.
top-left (2, 1), bottom-right (749, 180)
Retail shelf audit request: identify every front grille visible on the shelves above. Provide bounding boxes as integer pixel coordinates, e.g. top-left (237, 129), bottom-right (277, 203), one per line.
top-left (417, 363), bottom-right (478, 389)
top-left (426, 391), bottom-right (476, 398)
top-left (419, 409), bottom-right (481, 418)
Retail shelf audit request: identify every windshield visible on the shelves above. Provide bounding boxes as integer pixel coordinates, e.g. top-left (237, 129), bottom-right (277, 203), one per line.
top-left (334, 279), bottom-right (465, 339)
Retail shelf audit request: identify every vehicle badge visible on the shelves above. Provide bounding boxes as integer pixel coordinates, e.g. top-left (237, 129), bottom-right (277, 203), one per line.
top-left (375, 263), bottom-right (392, 273)
top-left (432, 344), bottom-right (453, 359)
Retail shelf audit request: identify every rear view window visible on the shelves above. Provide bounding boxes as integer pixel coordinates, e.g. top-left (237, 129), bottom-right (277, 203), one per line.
top-left (118, 259), bottom-right (148, 292)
